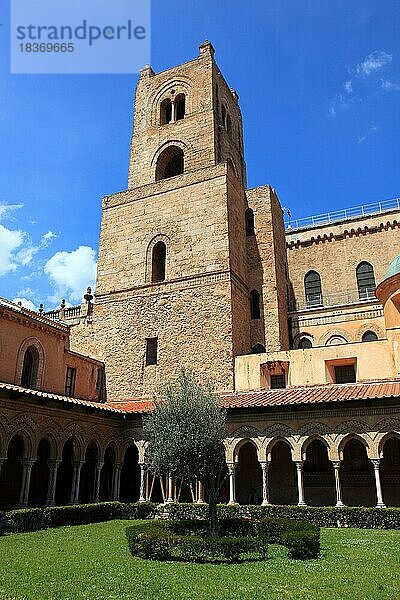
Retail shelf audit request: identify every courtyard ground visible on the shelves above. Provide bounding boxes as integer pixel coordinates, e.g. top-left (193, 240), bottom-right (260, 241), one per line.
top-left (0, 520), bottom-right (398, 600)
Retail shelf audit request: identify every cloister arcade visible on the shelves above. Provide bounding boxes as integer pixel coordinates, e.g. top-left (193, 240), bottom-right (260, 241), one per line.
top-left (0, 420), bottom-right (399, 509)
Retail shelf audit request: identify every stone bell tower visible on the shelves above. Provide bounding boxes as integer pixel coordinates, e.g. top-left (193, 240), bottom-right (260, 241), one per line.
top-left (71, 42), bottom-right (289, 400)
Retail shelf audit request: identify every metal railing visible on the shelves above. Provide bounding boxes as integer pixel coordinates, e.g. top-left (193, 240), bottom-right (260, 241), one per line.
top-left (288, 288), bottom-right (377, 312)
top-left (285, 197), bottom-right (400, 231)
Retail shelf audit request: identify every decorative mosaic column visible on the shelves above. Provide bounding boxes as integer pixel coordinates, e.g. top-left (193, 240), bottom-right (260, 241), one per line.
top-left (166, 475), bottom-right (174, 503)
top-left (227, 463), bottom-right (237, 505)
top-left (112, 463), bottom-right (122, 501)
top-left (331, 460), bottom-right (345, 507)
top-left (70, 461), bottom-right (84, 504)
top-left (196, 481), bottom-right (205, 504)
top-left (371, 459), bottom-right (386, 508)
top-left (259, 461), bottom-right (271, 506)
top-left (295, 460), bottom-right (306, 506)
top-left (94, 462), bottom-right (104, 503)
top-left (139, 464), bottom-right (146, 503)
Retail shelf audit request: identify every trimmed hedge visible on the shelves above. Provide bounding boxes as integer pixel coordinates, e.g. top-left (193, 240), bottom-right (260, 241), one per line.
top-left (2, 502), bottom-right (156, 534)
top-left (126, 517), bottom-right (319, 562)
top-left (158, 503), bottom-right (400, 530)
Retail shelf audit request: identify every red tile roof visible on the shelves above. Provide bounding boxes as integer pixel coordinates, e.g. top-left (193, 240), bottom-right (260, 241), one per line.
top-left (0, 382), bottom-right (124, 414)
top-left (106, 379), bottom-right (400, 414)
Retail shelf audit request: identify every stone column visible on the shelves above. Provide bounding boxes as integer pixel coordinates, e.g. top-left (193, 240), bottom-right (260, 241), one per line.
top-left (196, 481), bottom-right (205, 504)
top-left (139, 464), bottom-right (146, 502)
top-left (46, 459), bottom-right (61, 506)
top-left (19, 459), bottom-right (35, 507)
top-left (94, 462), bottom-right (104, 503)
top-left (295, 460), bottom-right (306, 506)
top-left (331, 460), bottom-right (345, 507)
top-left (227, 463), bottom-right (237, 505)
top-left (70, 461), bottom-right (83, 504)
top-left (371, 459), bottom-right (386, 508)
top-left (260, 461), bottom-right (271, 506)
top-left (112, 463), bottom-right (122, 501)
top-left (171, 100), bottom-right (176, 123)
top-left (166, 475), bottom-right (174, 503)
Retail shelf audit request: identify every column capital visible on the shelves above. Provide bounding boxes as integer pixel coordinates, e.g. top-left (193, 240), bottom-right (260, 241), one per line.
top-left (47, 459), bottom-right (61, 469)
top-left (294, 460), bottom-right (303, 470)
top-left (21, 458), bottom-right (35, 468)
top-left (371, 458), bottom-right (381, 469)
top-left (227, 462), bottom-right (237, 473)
top-left (331, 460), bottom-right (341, 470)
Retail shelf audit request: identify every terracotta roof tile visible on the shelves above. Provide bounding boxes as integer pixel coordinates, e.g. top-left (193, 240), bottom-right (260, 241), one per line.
top-left (0, 382), bottom-right (124, 414)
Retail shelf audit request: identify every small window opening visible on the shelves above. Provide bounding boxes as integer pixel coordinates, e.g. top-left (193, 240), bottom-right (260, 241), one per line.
top-left (298, 337), bottom-right (312, 350)
top-left (21, 346), bottom-right (39, 389)
top-left (245, 208), bottom-right (255, 236)
top-left (96, 367), bottom-right (106, 403)
top-left (155, 146), bottom-right (184, 181)
top-left (160, 98), bottom-right (173, 125)
top-left (270, 374), bottom-right (286, 389)
top-left (250, 290), bottom-right (261, 320)
top-left (334, 365), bottom-right (356, 384)
top-left (152, 241), bottom-right (166, 283)
top-left (65, 367), bottom-right (76, 397)
top-left (362, 330), bottom-right (378, 343)
top-left (146, 338), bottom-right (158, 366)
top-left (304, 271), bottom-right (323, 307)
top-left (356, 262), bottom-right (376, 300)
top-left (175, 94), bottom-right (186, 120)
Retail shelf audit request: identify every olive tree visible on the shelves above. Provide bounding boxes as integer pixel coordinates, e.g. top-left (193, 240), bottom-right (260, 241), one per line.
top-left (143, 369), bottom-right (227, 536)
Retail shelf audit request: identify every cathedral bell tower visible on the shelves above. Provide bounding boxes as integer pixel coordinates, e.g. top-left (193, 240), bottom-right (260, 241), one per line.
top-left (78, 42), bottom-right (288, 400)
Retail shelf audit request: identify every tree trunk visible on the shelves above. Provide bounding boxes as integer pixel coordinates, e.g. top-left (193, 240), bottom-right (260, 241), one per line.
top-left (208, 493), bottom-right (219, 537)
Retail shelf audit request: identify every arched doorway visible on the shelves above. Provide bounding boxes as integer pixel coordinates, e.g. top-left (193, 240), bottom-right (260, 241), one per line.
top-left (381, 436), bottom-right (400, 506)
top-left (79, 442), bottom-right (98, 504)
top-left (0, 435), bottom-right (25, 508)
top-left (236, 442), bottom-right (262, 504)
top-left (120, 445), bottom-right (141, 502)
top-left (100, 445), bottom-right (115, 502)
top-left (269, 441), bottom-right (297, 505)
top-left (303, 439), bottom-right (335, 506)
top-left (29, 438), bottom-right (51, 506)
top-left (341, 438), bottom-right (375, 506)
top-left (55, 440), bottom-right (74, 505)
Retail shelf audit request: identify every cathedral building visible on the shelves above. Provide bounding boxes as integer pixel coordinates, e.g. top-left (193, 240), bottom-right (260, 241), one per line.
top-left (1, 42), bottom-right (400, 509)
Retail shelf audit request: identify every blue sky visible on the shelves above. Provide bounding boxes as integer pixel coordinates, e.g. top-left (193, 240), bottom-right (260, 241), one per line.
top-left (0, 0), bottom-right (399, 309)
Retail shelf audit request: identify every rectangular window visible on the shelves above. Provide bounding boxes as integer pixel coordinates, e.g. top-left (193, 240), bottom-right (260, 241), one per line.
top-left (334, 365), bottom-right (356, 384)
top-left (270, 374), bottom-right (286, 389)
top-left (65, 367), bottom-right (76, 396)
top-left (146, 338), bottom-right (158, 366)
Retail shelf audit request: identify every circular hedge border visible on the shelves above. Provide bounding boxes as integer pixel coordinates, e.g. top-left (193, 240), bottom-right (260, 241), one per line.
top-left (126, 517), bottom-right (320, 563)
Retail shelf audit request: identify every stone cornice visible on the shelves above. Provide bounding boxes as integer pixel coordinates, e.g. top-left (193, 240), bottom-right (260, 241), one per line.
top-left (0, 304), bottom-right (69, 339)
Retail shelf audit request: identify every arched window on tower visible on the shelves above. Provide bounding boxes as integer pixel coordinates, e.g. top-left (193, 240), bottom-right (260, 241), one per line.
top-left (362, 330), bottom-right (378, 343)
top-left (221, 105), bottom-right (227, 128)
top-left (152, 241), bottom-right (166, 283)
top-left (245, 208), bottom-right (255, 236)
top-left (155, 146), bottom-right (184, 181)
top-left (21, 345), bottom-right (39, 389)
top-left (304, 270), bottom-right (323, 307)
top-left (250, 290), bottom-right (261, 320)
top-left (175, 94), bottom-right (186, 121)
top-left (226, 114), bottom-right (232, 136)
top-left (356, 262), bottom-right (376, 300)
top-left (160, 98), bottom-right (173, 125)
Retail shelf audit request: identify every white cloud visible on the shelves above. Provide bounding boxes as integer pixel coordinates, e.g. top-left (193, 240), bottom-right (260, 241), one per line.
top-left (381, 79), bottom-right (400, 92)
top-left (40, 230), bottom-right (57, 247)
top-left (356, 51), bottom-right (392, 77)
top-left (12, 297), bottom-right (37, 311)
top-left (44, 245), bottom-right (97, 304)
top-left (344, 80), bottom-right (353, 94)
top-left (0, 224), bottom-right (24, 276)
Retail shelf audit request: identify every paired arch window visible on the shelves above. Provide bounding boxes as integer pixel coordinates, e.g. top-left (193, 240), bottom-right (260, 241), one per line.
top-left (250, 290), bottom-right (260, 320)
top-left (160, 94), bottom-right (186, 125)
top-left (221, 104), bottom-right (232, 134)
top-left (21, 345), bottom-right (39, 389)
top-left (155, 146), bottom-right (184, 181)
top-left (245, 208), bottom-right (255, 236)
top-left (362, 330), bottom-right (378, 343)
top-left (356, 262), bottom-right (376, 300)
top-left (304, 271), bottom-right (322, 307)
top-left (152, 241), bottom-right (166, 283)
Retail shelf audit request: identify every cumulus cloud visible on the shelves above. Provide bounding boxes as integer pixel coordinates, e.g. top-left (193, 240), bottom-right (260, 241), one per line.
top-left (44, 245), bottom-right (97, 304)
top-left (357, 123), bottom-right (378, 144)
top-left (12, 297), bottom-right (37, 311)
top-left (356, 51), bottom-right (392, 77)
top-left (0, 224), bottom-right (24, 276)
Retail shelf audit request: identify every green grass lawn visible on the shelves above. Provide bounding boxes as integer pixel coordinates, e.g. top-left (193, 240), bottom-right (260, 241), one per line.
top-left (0, 520), bottom-right (399, 600)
